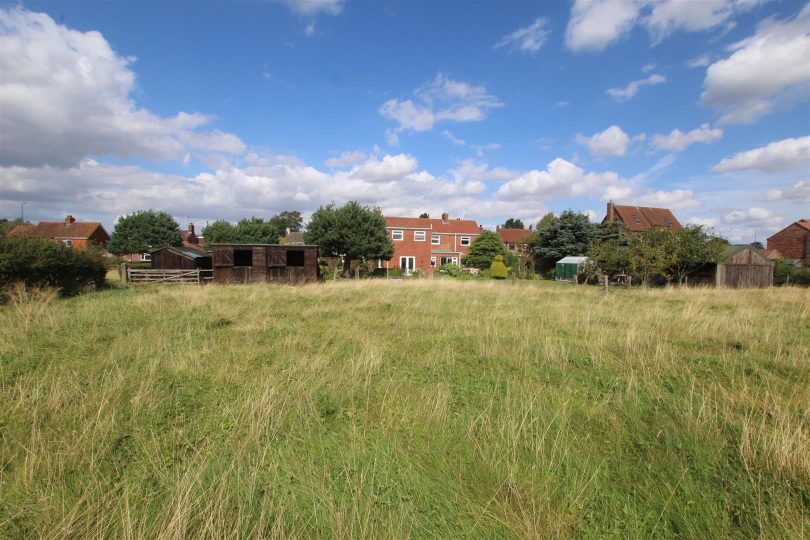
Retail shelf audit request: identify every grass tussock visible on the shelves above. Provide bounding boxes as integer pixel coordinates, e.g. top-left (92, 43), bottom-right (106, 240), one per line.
top-left (0, 279), bottom-right (808, 538)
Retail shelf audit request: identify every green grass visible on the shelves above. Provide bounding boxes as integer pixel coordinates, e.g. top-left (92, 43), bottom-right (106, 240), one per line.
top-left (1, 280), bottom-right (808, 538)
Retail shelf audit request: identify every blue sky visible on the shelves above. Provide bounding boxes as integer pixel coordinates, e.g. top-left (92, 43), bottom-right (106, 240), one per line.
top-left (1, 0), bottom-right (808, 242)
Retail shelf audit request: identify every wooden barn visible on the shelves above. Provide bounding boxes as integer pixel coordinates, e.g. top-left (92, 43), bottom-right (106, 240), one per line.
top-left (150, 246), bottom-right (212, 270)
top-left (211, 244), bottom-right (319, 284)
top-left (688, 245), bottom-right (773, 288)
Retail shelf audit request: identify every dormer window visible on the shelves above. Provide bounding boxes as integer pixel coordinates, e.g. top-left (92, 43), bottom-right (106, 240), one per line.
top-left (665, 219), bottom-right (672, 227)
top-left (633, 216), bottom-right (641, 224)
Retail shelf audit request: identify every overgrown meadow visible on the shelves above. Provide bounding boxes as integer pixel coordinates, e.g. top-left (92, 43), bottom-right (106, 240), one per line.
top-left (1, 280), bottom-right (808, 538)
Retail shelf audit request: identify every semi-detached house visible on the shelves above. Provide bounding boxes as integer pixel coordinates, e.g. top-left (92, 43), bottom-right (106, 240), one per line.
top-left (384, 213), bottom-right (481, 274)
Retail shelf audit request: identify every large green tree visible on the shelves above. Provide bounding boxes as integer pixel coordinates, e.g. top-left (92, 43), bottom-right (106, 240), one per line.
top-left (502, 218), bottom-right (525, 229)
top-left (304, 201), bottom-right (393, 277)
top-left (270, 211), bottom-right (303, 233)
top-left (202, 212), bottom-right (300, 247)
top-left (588, 220), bottom-right (631, 278)
top-left (629, 227), bottom-right (677, 286)
top-left (462, 230), bottom-right (506, 270)
top-left (107, 210), bottom-right (181, 255)
top-left (668, 225), bottom-right (727, 285)
top-left (530, 210), bottom-right (595, 274)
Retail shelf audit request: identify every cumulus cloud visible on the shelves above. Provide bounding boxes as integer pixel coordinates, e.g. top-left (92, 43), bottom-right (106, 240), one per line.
top-left (607, 74), bottom-right (666, 101)
top-left (651, 123), bottom-right (723, 152)
top-left (497, 158), bottom-right (627, 201)
top-left (756, 180), bottom-right (810, 203)
top-left (566, 0), bottom-right (765, 52)
top-left (712, 136), bottom-right (810, 173)
top-left (702, 4), bottom-right (810, 124)
top-left (723, 206), bottom-right (780, 225)
top-left (442, 130), bottom-right (466, 146)
top-left (379, 73), bottom-right (503, 143)
top-left (576, 125), bottom-right (645, 157)
top-left (324, 150), bottom-right (367, 168)
top-left (349, 154), bottom-right (419, 183)
top-left (282, 0), bottom-right (343, 16)
top-left (0, 7), bottom-right (245, 168)
top-left (629, 189), bottom-right (700, 210)
top-left (687, 54), bottom-right (711, 68)
top-left (495, 18), bottom-right (551, 54)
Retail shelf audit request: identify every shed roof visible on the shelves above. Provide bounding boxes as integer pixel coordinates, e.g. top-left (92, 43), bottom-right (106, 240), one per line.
top-left (212, 243), bottom-right (318, 247)
top-left (720, 245), bottom-right (773, 265)
top-left (151, 245), bottom-right (211, 259)
top-left (557, 256), bottom-right (589, 264)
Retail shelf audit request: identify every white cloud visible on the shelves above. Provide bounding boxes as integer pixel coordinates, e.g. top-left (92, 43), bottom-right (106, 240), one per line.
top-left (305, 22), bottom-right (316, 36)
top-left (687, 54), bottom-right (711, 68)
top-left (566, 0), bottom-right (766, 52)
top-left (757, 180), bottom-right (810, 203)
top-left (497, 158), bottom-right (627, 201)
top-left (724, 206), bottom-right (780, 225)
top-left (607, 74), bottom-right (666, 101)
top-left (324, 150), bottom-right (367, 168)
top-left (282, 0), bottom-right (343, 16)
top-left (641, 63), bottom-right (656, 72)
top-left (442, 130), bottom-right (466, 146)
top-left (687, 216), bottom-right (720, 228)
top-left (349, 154), bottom-right (419, 183)
top-left (380, 73), bottom-right (503, 142)
top-left (651, 123), bottom-right (723, 152)
top-left (0, 7), bottom-right (245, 168)
top-left (712, 136), bottom-right (810, 172)
top-left (629, 189), bottom-right (701, 210)
top-left (701, 4), bottom-right (810, 124)
top-left (576, 125), bottom-right (645, 157)
top-left (495, 18), bottom-right (551, 54)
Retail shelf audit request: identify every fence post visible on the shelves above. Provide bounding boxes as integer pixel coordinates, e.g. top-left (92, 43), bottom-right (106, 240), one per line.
top-left (120, 263), bottom-right (128, 283)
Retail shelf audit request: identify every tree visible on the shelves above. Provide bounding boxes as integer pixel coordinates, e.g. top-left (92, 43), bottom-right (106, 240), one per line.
top-left (107, 210), bottom-right (181, 255)
top-left (232, 217), bottom-right (284, 244)
top-left (536, 212), bottom-right (556, 233)
top-left (628, 227), bottom-right (677, 286)
top-left (0, 218), bottom-right (29, 238)
top-left (588, 221), bottom-right (631, 278)
top-left (270, 211), bottom-right (303, 233)
top-left (201, 220), bottom-right (240, 247)
top-left (668, 225), bottom-right (727, 285)
top-left (462, 230), bottom-right (506, 270)
top-left (750, 241), bottom-right (764, 249)
top-left (530, 210), bottom-right (595, 274)
top-left (502, 218), bottom-right (525, 229)
top-left (419, 212), bottom-right (430, 218)
top-left (490, 255), bottom-right (508, 279)
top-left (304, 201), bottom-right (393, 277)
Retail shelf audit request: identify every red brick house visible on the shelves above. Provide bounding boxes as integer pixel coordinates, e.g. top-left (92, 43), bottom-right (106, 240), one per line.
top-left (602, 201), bottom-right (682, 232)
top-left (383, 212), bottom-right (481, 274)
top-left (767, 219), bottom-right (810, 267)
top-left (496, 227), bottom-right (533, 252)
top-left (7, 215), bottom-right (110, 249)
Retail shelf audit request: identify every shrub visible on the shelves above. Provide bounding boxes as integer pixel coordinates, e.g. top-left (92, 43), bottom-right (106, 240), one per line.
top-left (411, 269), bottom-right (424, 279)
top-left (0, 237), bottom-right (107, 298)
top-left (388, 268), bottom-right (403, 279)
top-left (439, 263), bottom-right (462, 277)
top-left (490, 255), bottom-right (508, 279)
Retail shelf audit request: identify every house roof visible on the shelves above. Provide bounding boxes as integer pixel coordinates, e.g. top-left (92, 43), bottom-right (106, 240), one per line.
top-left (557, 256), bottom-right (589, 264)
top-left (766, 219), bottom-right (810, 240)
top-left (385, 216), bottom-right (481, 234)
top-left (281, 231), bottom-right (305, 244)
top-left (497, 228), bottom-right (532, 243)
top-left (7, 220), bottom-right (109, 240)
top-left (607, 204), bottom-right (683, 232)
top-left (797, 219), bottom-right (810, 230)
top-left (762, 248), bottom-right (782, 259)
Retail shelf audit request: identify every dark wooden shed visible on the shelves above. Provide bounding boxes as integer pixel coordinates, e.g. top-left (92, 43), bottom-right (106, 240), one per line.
top-left (150, 246), bottom-right (212, 270)
top-left (688, 245), bottom-right (773, 288)
top-left (211, 244), bottom-right (319, 284)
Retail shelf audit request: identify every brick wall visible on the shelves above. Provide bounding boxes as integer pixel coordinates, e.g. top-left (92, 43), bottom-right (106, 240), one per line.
top-left (767, 223), bottom-right (809, 263)
top-left (385, 228), bottom-right (478, 273)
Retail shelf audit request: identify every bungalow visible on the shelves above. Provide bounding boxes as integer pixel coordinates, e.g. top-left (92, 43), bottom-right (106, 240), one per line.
top-left (384, 212), bottom-right (481, 275)
top-left (602, 201), bottom-right (682, 232)
top-left (7, 215), bottom-right (110, 249)
top-left (767, 219), bottom-right (809, 268)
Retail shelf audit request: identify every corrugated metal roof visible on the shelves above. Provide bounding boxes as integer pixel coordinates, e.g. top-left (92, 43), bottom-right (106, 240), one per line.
top-left (557, 256), bottom-right (589, 264)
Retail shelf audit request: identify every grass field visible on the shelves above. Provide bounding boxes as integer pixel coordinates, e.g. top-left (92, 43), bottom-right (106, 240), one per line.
top-left (1, 279), bottom-right (808, 538)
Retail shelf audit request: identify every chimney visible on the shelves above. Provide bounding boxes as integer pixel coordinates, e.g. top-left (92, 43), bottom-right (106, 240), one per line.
top-left (188, 222), bottom-right (195, 235)
top-left (479, 225), bottom-right (483, 230)
top-left (607, 200), bottom-right (616, 222)
top-left (441, 212), bottom-right (449, 224)
top-left (65, 215), bottom-right (75, 225)
top-left (496, 225), bottom-right (500, 230)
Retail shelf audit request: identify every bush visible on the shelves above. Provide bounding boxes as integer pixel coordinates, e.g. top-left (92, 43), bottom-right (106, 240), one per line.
top-left (0, 237), bottom-right (107, 297)
top-left (439, 263), bottom-right (463, 277)
top-left (388, 268), bottom-right (403, 279)
top-left (490, 255), bottom-right (508, 279)
top-left (774, 260), bottom-right (810, 287)
top-left (411, 269), bottom-right (424, 279)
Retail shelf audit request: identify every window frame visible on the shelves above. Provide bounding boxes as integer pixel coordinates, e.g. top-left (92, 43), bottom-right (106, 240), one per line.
top-left (140, 252), bottom-right (151, 262)
top-left (63, 239), bottom-right (73, 248)
top-left (414, 230), bottom-right (426, 242)
top-left (460, 236), bottom-right (471, 246)
top-left (391, 230), bottom-right (404, 241)
top-left (431, 234), bottom-right (440, 245)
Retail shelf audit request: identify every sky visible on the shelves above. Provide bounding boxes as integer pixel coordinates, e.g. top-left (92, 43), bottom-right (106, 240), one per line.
top-left (0, 0), bottom-right (808, 243)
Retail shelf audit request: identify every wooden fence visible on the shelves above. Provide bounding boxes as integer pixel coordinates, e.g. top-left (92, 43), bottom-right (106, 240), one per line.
top-left (124, 267), bottom-right (213, 284)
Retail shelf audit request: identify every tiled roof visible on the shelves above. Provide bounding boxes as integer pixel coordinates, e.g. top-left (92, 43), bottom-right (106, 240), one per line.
top-left (7, 225), bottom-right (34, 237)
top-left (497, 228), bottom-right (532, 243)
top-left (8, 220), bottom-right (108, 240)
top-left (796, 219), bottom-right (810, 231)
top-left (610, 204), bottom-right (682, 232)
top-left (385, 216), bottom-right (481, 234)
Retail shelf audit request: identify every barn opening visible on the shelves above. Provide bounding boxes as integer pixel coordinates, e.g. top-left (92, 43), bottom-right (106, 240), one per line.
top-left (233, 249), bottom-right (253, 266)
top-left (286, 250), bottom-right (305, 267)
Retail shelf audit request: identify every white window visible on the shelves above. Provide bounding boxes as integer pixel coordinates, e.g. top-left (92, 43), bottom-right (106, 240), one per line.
top-left (392, 230), bottom-right (404, 241)
top-left (430, 256), bottom-right (436, 267)
top-left (431, 234), bottom-right (440, 245)
top-left (399, 256), bottom-right (415, 274)
top-left (460, 236), bottom-right (471, 246)
top-left (452, 257), bottom-right (458, 265)
top-left (141, 253), bottom-right (151, 262)
top-left (414, 230), bottom-right (426, 242)
top-left (63, 239), bottom-right (72, 248)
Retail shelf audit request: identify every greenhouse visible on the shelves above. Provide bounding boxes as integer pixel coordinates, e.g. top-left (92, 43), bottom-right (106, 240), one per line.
top-left (555, 256), bottom-right (589, 282)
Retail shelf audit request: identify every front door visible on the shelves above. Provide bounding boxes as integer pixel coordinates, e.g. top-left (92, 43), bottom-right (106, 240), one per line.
top-left (399, 256), bottom-right (416, 275)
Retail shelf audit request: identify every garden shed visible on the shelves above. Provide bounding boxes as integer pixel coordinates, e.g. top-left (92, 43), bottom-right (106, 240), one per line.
top-left (688, 245), bottom-right (773, 288)
top-left (150, 246), bottom-right (211, 270)
top-left (212, 244), bottom-right (319, 284)
top-left (555, 256), bottom-right (589, 282)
